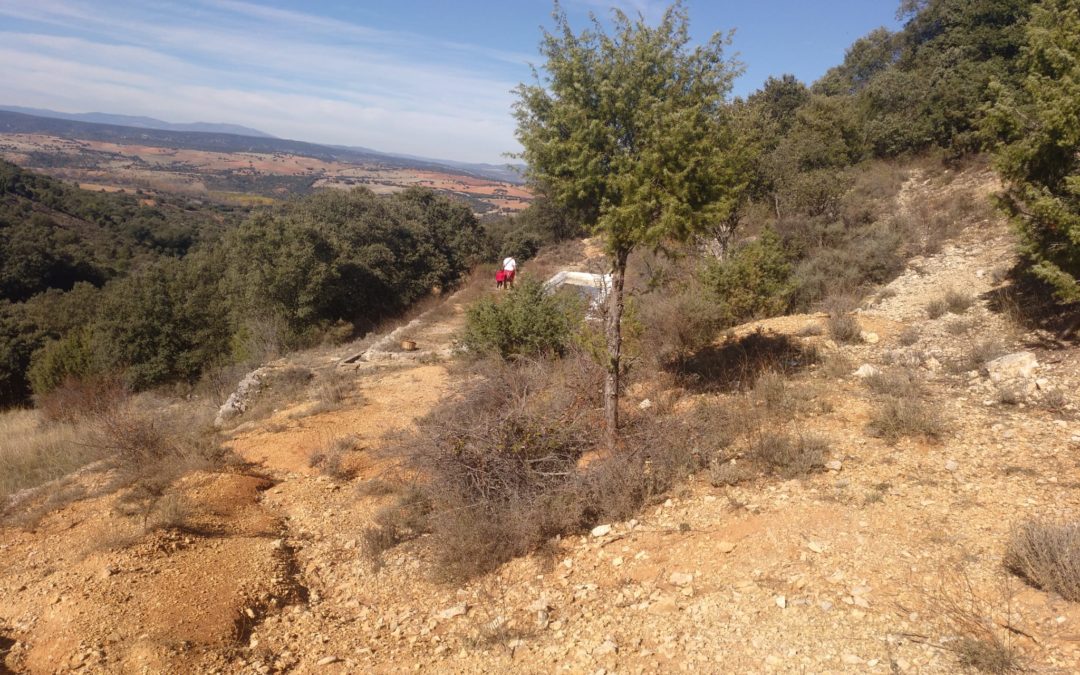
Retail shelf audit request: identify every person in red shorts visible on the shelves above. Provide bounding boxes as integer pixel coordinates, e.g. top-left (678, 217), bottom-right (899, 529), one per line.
top-left (501, 255), bottom-right (517, 288)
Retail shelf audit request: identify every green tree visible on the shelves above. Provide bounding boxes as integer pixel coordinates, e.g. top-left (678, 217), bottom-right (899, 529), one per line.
top-left (989, 0), bottom-right (1080, 302)
top-left (514, 3), bottom-right (744, 443)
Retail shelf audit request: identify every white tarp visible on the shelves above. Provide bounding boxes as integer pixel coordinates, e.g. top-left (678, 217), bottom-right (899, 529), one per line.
top-left (543, 271), bottom-right (611, 310)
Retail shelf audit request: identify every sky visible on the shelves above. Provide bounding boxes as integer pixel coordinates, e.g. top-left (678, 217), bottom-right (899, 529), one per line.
top-left (0, 1), bottom-right (904, 164)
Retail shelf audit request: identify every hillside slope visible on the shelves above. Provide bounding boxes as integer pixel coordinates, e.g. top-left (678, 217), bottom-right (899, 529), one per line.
top-left (2, 167), bottom-right (1079, 673)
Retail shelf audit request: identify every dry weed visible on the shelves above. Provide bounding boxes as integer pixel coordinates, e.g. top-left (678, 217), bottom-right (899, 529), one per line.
top-left (1004, 519), bottom-right (1080, 601)
top-left (867, 397), bottom-right (945, 443)
top-left (0, 409), bottom-right (104, 502)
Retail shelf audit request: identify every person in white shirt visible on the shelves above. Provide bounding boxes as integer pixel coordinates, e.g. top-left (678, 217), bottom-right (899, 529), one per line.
top-left (501, 256), bottom-right (518, 288)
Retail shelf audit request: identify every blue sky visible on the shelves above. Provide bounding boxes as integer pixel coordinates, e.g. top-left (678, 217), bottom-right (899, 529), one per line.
top-left (0, 1), bottom-right (903, 164)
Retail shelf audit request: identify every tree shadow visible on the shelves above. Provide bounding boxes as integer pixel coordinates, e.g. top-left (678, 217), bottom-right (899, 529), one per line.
top-left (986, 264), bottom-right (1080, 347)
top-left (0, 632), bottom-right (15, 674)
top-left (669, 329), bottom-right (819, 393)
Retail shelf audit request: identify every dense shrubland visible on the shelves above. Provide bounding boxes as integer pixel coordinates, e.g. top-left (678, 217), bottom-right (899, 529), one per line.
top-left (0, 163), bottom-right (492, 406)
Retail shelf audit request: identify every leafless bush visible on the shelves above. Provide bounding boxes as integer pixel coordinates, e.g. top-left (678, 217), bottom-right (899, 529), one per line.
top-left (36, 375), bottom-right (129, 424)
top-left (819, 352), bottom-right (853, 379)
top-left (310, 435), bottom-right (360, 480)
top-left (93, 404), bottom-right (230, 529)
top-left (360, 487), bottom-right (431, 566)
top-left (827, 312), bottom-right (862, 343)
top-left (1004, 519), bottom-right (1080, 601)
top-left (308, 370), bottom-right (357, 415)
top-left (954, 339), bottom-right (1010, 374)
top-left (867, 397), bottom-right (945, 443)
top-left (924, 568), bottom-right (1024, 674)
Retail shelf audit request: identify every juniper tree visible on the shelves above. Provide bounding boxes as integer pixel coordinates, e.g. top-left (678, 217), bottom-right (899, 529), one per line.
top-left (989, 0), bottom-right (1080, 303)
top-left (513, 2), bottom-right (746, 444)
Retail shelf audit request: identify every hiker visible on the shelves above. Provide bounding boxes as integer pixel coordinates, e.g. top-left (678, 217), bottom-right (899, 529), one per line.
top-left (495, 268), bottom-right (507, 289)
top-left (501, 255), bottom-right (517, 288)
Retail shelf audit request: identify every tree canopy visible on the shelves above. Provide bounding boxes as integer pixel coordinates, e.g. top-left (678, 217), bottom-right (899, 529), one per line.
top-left (514, 2), bottom-right (748, 441)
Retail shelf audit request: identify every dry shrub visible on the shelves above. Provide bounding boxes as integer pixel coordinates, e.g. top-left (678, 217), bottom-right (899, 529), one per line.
top-left (946, 318), bottom-right (976, 336)
top-left (309, 435), bottom-right (360, 480)
top-left (827, 312), bottom-right (862, 343)
top-left (747, 432), bottom-right (828, 478)
top-left (1004, 519), bottom-right (1080, 601)
top-left (954, 637), bottom-right (1022, 674)
top-left (92, 403), bottom-right (231, 530)
top-left (308, 370), bottom-right (357, 415)
top-left (370, 353), bottom-right (704, 583)
top-left (360, 487), bottom-right (431, 565)
top-left (753, 371), bottom-right (830, 418)
top-left (36, 375), bottom-right (129, 424)
top-left (898, 325), bottom-right (920, 346)
top-left (863, 368), bottom-right (923, 399)
top-left (945, 289), bottom-right (975, 314)
top-left (924, 569), bottom-right (1024, 674)
top-left (953, 339), bottom-right (1010, 374)
top-left (867, 397), bottom-right (945, 443)
top-left (819, 351), bottom-right (853, 379)
top-left (926, 298), bottom-right (949, 319)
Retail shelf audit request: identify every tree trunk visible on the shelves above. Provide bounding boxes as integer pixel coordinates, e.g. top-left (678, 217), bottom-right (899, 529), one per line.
top-left (603, 248), bottom-right (629, 449)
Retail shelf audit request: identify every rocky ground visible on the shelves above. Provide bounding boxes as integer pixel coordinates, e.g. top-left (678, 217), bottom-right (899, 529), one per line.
top-left (2, 167), bottom-right (1080, 673)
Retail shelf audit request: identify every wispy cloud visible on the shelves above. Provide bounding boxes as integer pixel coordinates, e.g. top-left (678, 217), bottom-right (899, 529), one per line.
top-left (0, 0), bottom-right (527, 162)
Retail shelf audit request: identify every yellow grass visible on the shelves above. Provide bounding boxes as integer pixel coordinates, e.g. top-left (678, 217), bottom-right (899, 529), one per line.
top-left (0, 408), bottom-right (101, 500)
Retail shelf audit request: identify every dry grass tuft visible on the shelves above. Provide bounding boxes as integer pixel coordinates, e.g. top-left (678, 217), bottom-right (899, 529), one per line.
top-left (867, 397), bottom-right (945, 443)
top-left (863, 368), bottom-right (923, 399)
top-left (747, 432), bottom-right (828, 478)
top-left (898, 325), bottom-right (920, 346)
top-left (1004, 519), bottom-right (1080, 601)
top-left (310, 435), bottom-right (361, 480)
top-left (926, 298), bottom-right (949, 319)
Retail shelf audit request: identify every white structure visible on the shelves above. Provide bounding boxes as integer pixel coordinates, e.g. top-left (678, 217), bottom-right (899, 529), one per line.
top-left (543, 271), bottom-right (612, 312)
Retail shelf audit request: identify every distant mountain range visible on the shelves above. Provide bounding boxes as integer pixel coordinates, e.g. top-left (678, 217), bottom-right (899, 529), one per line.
top-left (0, 106), bottom-right (525, 184)
top-left (0, 105), bottom-right (277, 138)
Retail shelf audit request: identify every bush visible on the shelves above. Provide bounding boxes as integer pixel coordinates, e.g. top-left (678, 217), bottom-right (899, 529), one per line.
top-left (461, 280), bottom-right (583, 359)
top-left (702, 227), bottom-right (793, 325)
top-left (747, 432), bottom-right (828, 478)
top-left (310, 436), bottom-right (360, 480)
top-left (863, 368), bottom-right (922, 399)
top-left (368, 356), bottom-right (696, 582)
top-left (898, 326), bottom-right (920, 345)
top-left (945, 289), bottom-right (974, 314)
top-left (867, 397), bottom-right (945, 443)
top-left (36, 374), bottom-right (128, 424)
top-left (926, 298), bottom-right (949, 319)
top-left (27, 329), bottom-right (98, 396)
top-left (1004, 519), bottom-right (1080, 602)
